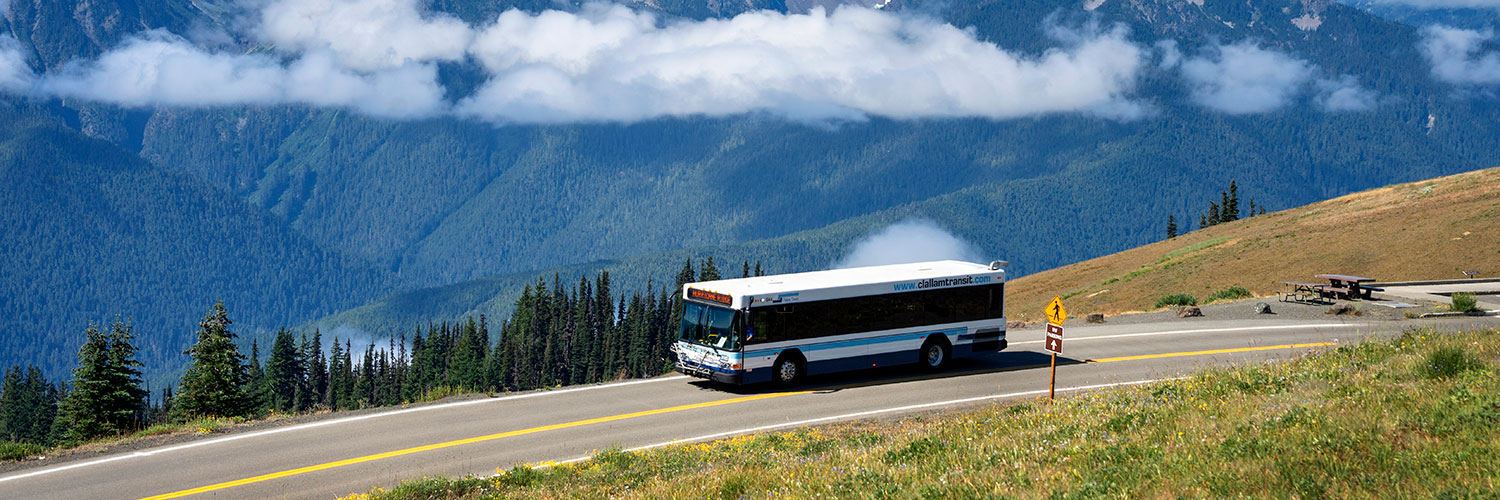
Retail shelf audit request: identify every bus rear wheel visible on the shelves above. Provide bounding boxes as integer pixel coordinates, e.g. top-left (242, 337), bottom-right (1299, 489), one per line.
top-left (920, 338), bottom-right (950, 370)
top-left (773, 354), bottom-right (803, 386)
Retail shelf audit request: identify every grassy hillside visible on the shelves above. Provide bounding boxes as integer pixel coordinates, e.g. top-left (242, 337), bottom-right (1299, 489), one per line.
top-left (1006, 166), bottom-right (1500, 323)
top-left (347, 327), bottom-right (1500, 499)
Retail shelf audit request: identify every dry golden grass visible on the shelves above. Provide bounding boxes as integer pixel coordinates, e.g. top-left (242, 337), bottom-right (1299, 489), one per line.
top-left (1007, 167), bottom-right (1500, 322)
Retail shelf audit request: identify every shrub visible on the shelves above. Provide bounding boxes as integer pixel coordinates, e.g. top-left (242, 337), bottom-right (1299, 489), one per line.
top-left (1154, 294), bottom-right (1198, 309)
top-left (1451, 293), bottom-right (1480, 313)
top-left (1421, 346), bottom-right (1484, 380)
top-left (1205, 286), bottom-right (1253, 304)
top-left (0, 441), bottom-right (45, 462)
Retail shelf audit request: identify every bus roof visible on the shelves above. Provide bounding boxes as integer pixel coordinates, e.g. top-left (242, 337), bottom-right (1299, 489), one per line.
top-left (682, 260), bottom-right (1005, 309)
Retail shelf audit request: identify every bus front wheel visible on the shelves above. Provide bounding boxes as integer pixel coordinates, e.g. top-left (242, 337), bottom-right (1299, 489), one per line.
top-left (772, 353), bottom-right (804, 386)
top-left (920, 337), bottom-right (950, 370)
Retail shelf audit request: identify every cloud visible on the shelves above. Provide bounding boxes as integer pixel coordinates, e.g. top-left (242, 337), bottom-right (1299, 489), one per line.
top-left (458, 5), bottom-right (1148, 123)
top-left (1155, 40), bottom-right (1183, 69)
top-left (0, 36), bottom-right (34, 92)
top-left (1314, 75), bottom-right (1379, 111)
top-left (1180, 41), bottom-right (1313, 114)
top-left (257, 0), bottom-right (474, 72)
top-left (37, 30), bottom-right (445, 117)
top-left (1421, 25), bottom-right (1500, 85)
top-left (833, 219), bottom-right (983, 269)
top-left (12, 2), bottom-right (1151, 124)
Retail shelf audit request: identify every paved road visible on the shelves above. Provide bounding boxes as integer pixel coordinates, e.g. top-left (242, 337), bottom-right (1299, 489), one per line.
top-left (3, 316), bottom-right (1495, 500)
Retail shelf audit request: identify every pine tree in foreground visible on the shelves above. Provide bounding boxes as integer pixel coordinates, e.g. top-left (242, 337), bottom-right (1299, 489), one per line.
top-left (175, 302), bottom-right (254, 420)
top-left (56, 319), bottom-right (146, 443)
top-left (1166, 215), bottom-right (1178, 239)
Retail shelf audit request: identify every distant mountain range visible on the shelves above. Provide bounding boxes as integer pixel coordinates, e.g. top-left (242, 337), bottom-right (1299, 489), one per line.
top-left (3, 0), bottom-right (1499, 382)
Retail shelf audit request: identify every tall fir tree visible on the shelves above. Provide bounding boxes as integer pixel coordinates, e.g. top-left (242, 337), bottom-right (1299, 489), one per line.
top-left (1225, 181), bottom-right (1240, 222)
top-left (175, 302), bottom-right (253, 419)
top-left (0, 365), bottom-right (51, 445)
top-left (0, 366), bottom-right (22, 442)
top-left (699, 257), bottom-right (721, 281)
top-left (1166, 215), bottom-right (1178, 239)
top-left (264, 329), bottom-right (305, 412)
top-left (102, 318), bottom-right (148, 430)
top-left (306, 331), bottom-right (327, 408)
top-left (56, 323), bottom-right (121, 442)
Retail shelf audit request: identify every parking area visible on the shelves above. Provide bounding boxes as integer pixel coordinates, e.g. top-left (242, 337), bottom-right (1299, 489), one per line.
top-left (1373, 279), bottom-right (1500, 309)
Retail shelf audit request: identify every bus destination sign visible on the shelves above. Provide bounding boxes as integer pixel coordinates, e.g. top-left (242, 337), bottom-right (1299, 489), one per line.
top-left (688, 288), bottom-right (732, 305)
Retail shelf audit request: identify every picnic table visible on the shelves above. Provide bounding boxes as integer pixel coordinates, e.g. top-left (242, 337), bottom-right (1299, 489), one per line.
top-left (1280, 281), bottom-right (1327, 303)
top-left (1314, 274), bottom-right (1379, 300)
top-left (1281, 275), bottom-right (1382, 302)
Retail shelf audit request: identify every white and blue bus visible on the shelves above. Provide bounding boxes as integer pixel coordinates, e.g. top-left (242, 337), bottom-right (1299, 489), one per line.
top-left (673, 260), bottom-right (1008, 385)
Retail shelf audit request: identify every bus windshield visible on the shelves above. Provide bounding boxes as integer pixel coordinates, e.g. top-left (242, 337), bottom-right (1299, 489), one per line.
top-left (680, 301), bottom-right (740, 351)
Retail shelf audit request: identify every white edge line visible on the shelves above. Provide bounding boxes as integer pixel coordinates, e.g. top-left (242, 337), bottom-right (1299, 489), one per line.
top-left (1010, 323), bottom-right (1359, 345)
top-left (531, 376), bottom-right (1184, 470)
top-left (0, 375), bottom-right (689, 483)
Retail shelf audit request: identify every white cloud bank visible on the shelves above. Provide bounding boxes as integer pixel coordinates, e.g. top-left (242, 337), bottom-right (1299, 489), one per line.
top-left (0, 36), bottom-right (33, 92)
top-left (833, 219), bottom-right (983, 269)
top-left (0, 1), bottom-right (1151, 123)
top-left (1314, 75), bottom-right (1379, 111)
top-left (257, 0), bottom-right (473, 72)
top-left (1421, 25), bottom-right (1500, 85)
top-left (1180, 41), bottom-right (1314, 114)
top-left (1179, 41), bottom-right (1376, 114)
top-left (37, 30), bottom-right (446, 118)
top-left (458, 5), bottom-right (1148, 123)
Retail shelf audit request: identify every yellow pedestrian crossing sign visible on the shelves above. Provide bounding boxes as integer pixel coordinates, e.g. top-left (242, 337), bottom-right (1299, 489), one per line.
top-left (1046, 296), bottom-right (1067, 325)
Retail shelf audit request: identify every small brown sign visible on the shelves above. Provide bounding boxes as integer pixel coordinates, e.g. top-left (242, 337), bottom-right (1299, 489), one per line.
top-left (1044, 323), bottom-right (1063, 355)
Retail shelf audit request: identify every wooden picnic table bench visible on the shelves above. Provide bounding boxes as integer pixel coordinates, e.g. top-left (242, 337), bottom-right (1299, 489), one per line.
top-left (1315, 274), bottom-right (1376, 300)
top-left (1280, 281), bottom-right (1327, 303)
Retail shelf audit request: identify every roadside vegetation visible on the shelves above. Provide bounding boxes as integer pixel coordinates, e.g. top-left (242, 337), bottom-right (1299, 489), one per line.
top-left (1452, 293), bottom-right (1481, 313)
top-left (1204, 285), bottom-right (1254, 304)
top-left (1153, 293), bottom-right (1198, 309)
top-left (344, 328), bottom-right (1500, 500)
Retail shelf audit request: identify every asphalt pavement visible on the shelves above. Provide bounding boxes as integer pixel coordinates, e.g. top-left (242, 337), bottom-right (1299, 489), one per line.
top-left (2, 315), bottom-right (1495, 500)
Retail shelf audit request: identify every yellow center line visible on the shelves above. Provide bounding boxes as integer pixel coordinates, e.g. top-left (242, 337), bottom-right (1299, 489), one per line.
top-left (142, 341), bottom-right (1336, 499)
top-left (1087, 342), bottom-right (1336, 364)
top-left (139, 390), bottom-right (811, 500)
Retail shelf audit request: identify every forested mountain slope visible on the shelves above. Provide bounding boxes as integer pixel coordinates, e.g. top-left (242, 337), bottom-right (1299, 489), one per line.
top-left (0, 103), bottom-right (390, 381)
top-left (4, 0), bottom-right (1500, 380)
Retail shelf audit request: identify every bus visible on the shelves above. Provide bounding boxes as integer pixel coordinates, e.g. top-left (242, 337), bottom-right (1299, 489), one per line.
top-left (672, 260), bottom-right (1008, 385)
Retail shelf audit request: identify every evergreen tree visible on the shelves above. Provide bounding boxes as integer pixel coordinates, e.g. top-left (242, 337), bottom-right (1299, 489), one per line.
top-left (754, 261), bottom-right (764, 277)
top-left (699, 257), bottom-right (721, 281)
top-left (1199, 213), bottom-right (1207, 229)
top-left (56, 323), bottom-right (116, 442)
top-left (246, 339), bottom-right (266, 411)
top-left (1225, 181), bottom-right (1240, 222)
top-left (175, 302), bottom-right (253, 419)
top-left (742, 261), bottom-right (750, 278)
top-left (0, 366), bottom-right (21, 442)
top-left (1207, 202), bottom-right (1220, 226)
top-left (1166, 215), bottom-right (1178, 239)
top-left (0, 366), bottom-right (50, 445)
top-left (264, 329), bottom-right (305, 412)
top-left (102, 318), bottom-right (148, 430)
top-left (306, 331), bottom-right (327, 408)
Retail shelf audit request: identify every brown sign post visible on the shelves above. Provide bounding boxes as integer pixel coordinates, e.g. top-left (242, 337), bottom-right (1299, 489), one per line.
top-left (1044, 296), bottom-right (1067, 401)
